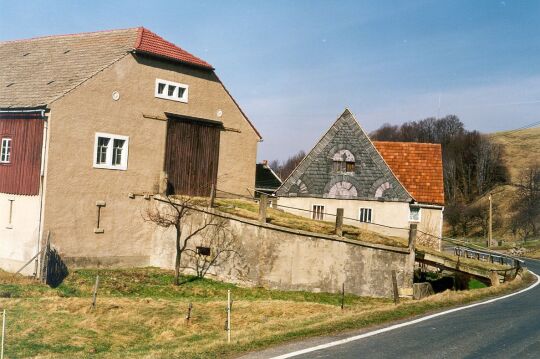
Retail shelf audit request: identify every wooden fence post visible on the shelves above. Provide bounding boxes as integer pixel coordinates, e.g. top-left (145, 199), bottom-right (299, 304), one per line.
top-left (1, 309), bottom-right (5, 359)
top-left (335, 208), bottom-right (344, 236)
top-left (408, 223), bottom-right (417, 251)
top-left (391, 270), bottom-right (399, 304)
top-left (340, 283), bottom-right (345, 310)
top-left (259, 194), bottom-right (268, 223)
top-left (209, 183), bottom-right (216, 208)
top-left (91, 275), bottom-right (100, 309)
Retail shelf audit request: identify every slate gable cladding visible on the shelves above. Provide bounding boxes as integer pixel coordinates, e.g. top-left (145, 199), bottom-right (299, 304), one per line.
top-left (277, 109), bottom-right (412, 202)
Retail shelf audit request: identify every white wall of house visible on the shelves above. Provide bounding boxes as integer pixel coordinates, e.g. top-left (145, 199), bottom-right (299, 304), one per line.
top-left (276, 197), bottom-right (443, 249)
top-left (0, 193), bottom-right (41, 275)
top-left (276, 197), bottom-right (412, 238)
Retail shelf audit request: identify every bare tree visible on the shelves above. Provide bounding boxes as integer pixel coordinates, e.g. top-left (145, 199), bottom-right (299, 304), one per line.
top-left (512, 165), bottom-right (540, 240)
top-left (182, 218), bottom-right (242, 279)
top-left (144, 195), bottom-right (222, 285)
top-left (270, 150), bottom-right (306, 180)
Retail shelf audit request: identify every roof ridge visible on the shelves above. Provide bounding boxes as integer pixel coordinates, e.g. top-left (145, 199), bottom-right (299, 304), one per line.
top-left (373, 140), bottom-right (441, 147)
top-left (0, 27), bottom-right (141, 45)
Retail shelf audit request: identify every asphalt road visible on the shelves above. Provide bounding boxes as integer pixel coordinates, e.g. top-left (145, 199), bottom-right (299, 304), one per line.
top-left (242, 259), bottom-right (540, 359)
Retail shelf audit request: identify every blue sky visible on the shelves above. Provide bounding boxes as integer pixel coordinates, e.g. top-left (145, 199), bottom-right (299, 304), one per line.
top-left (1, 1), bottom-right (540, 160)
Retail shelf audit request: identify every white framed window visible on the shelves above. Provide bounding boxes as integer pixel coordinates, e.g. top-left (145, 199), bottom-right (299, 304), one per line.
top-left (93, 132), bottom-right (129, 170)
top-left (409, 207), bottom-right (421, 222)
top-left (359, 208), bottom-right (372, 223)
top-left (1, 137), bottom-right (12, 163)
top-left (155, 78), bottom-right (189, 103)
top-left (312, 204), bottom-right (325, 221)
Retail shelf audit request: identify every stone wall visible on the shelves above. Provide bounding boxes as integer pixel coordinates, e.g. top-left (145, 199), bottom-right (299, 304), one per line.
top-left (150, 200), bottom-right (415, 298)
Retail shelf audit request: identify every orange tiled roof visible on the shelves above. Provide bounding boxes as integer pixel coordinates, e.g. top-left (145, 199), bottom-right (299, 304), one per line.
top-left (373, 141), bottom-right (445, 205)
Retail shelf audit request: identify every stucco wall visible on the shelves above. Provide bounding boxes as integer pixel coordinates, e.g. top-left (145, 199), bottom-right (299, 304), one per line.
top-left (149, 201), bottom-right (415, 298)
top-left (42, 53), bottom-right (259, 264)
top-left (276, 197), bottom-right (442, 250)
top-left (277, 197), bottom-right (412, 238)
top-left (0, 193), bottom-right (41, 275)
top-left (417, 206), bottom-right (444, 251)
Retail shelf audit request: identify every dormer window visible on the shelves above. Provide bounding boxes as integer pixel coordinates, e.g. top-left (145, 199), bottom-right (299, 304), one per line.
top-left (155, 79), bottom-right (189, 103)
top-left (332, 149), bottom-right (355, 173)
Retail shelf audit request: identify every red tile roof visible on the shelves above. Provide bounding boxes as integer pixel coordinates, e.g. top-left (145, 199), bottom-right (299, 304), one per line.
top-left (135, 27), bottom-right (213, 69)
top-left (373, 141), bottom-right (445, 205)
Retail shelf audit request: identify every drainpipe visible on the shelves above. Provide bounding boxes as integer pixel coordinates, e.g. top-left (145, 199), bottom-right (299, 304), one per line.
top-left (34, 111), bottom-right (49, 277)
top-left (34, 112), bottom-right (49, 278)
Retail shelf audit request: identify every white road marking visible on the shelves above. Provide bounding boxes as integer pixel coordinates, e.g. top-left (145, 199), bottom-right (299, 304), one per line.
top-left (271, 271), bottom-right (540, 359)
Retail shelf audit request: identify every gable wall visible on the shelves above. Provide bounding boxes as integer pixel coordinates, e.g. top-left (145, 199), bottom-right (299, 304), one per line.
top-left (42, 54), bottom-right (259, 265)
top-left (277, 111), bottom-right (410, 201)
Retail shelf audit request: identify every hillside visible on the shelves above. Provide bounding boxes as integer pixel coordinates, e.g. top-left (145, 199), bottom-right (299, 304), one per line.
top-left (491, 126), bottom-right (540, 182)
top-left (461, 127), bottom-right (540, 242)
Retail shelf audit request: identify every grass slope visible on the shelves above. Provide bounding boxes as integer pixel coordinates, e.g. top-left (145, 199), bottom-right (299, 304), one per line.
top-left (0, 268), bottom-right (534, 359)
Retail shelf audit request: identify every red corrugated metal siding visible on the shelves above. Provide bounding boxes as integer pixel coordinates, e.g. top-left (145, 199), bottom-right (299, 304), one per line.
top-left (164, 118), bottom-right (220, 197)
top-left (0, 113), bottom-right (44, 195)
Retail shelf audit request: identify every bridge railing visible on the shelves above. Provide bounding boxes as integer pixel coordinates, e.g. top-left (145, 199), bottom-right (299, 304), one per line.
top-left (453, 246), bottom-right (524, 268)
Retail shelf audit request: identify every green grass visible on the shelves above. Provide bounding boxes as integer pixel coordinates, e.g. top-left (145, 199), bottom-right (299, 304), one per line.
top-left (0, 268), bottom-right (534, 359)
top-left (468, 279), bottom-right (488, 290)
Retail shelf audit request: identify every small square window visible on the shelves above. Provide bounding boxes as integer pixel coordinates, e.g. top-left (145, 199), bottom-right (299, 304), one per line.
top-left (177, 87), bottom-right (186, 99)
top-left (346, 162), bottom-right (355, 172)
top-left (312, 205), bottom-right (325, 221)
top-left (155, 78), bottom-right (189, 103)
top-left (93, 133), bottom-right (129, 170)
top-left (1, 138), bottom-right (12, 163)
top-left (157, 82), bottom-right (166, 94)
top-left (359, 208), bottom-right (372, 223)
top-left (196, 246), bottom-right (211, 256)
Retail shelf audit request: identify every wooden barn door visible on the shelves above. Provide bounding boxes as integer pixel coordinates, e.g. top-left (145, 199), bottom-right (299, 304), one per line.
top-left (164, 117), bottom-right (221, 197)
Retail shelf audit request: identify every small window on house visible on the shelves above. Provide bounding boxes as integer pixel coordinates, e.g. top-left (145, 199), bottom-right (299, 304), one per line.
top-left (409, 207), bottom-right (421, 222)
top-left (157, 82), bottom-right (166, 95)
top-left (332, 149), bottom-right (356, 173)
top-left (1, 138), bottom-right (12, 163)
top-left (312, 205), bottom-right (325, 221)
top-left (155, 78), bottom-right (188, 103)
top-left (359, 208), bottom-right (372, 223)
top-left (93, 133), bottom-right (129, 170)
top-left (196, 246), bottom-right (211, 256)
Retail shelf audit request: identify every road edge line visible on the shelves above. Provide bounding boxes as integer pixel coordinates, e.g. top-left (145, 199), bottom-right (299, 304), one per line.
top-left (270, 271), bottom-right (540, 359)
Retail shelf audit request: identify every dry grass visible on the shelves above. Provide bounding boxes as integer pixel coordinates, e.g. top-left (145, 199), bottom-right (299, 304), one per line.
top-left (491, 127), bottom-right (540, 183)
top-left (214, 199), bottom-right (408, 248)
top-left (0, 268), bottom-right (534, 359)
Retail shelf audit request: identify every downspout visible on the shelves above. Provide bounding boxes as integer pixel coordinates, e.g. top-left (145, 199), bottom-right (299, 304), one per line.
top-left (34, 109), bottom-right (48, 276)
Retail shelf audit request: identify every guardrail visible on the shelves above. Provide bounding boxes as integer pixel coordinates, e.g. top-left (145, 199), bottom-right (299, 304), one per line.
top-left (453, 247), bottom-right (524, 268)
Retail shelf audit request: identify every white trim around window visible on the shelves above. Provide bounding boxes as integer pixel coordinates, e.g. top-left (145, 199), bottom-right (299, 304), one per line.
top-left (0, 137), bottom-right (12, 163)
top-left (358, 207), bottom-right (373, 223)
top-left (93, 132), bottom-right (129, 170)
top-left (155, 78), bottom-right (189, 103)
top-left (312, 204), bottom-right (325, 221)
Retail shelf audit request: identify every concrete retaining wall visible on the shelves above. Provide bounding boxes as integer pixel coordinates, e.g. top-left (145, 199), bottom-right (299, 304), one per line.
top-left (150, 201), bottom-right (415, 298)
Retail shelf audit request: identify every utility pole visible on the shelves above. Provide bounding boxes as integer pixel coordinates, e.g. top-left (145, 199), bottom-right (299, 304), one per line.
top-left (488, 194), bottom-right (493, 248)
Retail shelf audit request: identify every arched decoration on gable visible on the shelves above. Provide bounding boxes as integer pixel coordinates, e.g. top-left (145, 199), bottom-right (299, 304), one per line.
top-left (374, 181), bottom-right (392, 198)
top-left (296, 179), bottom-right (308, 194)
top-left (332, 149), bottom-right (356, 173)
top-left (288, 178), bottom-right (308, 196)
top-left (328, 181), bottom-right (358, 199)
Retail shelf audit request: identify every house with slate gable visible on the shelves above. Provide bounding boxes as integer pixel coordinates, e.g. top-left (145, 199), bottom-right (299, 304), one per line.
top-left (276, 109), bottom-right (444, 249)
top-left (0, 28), bottom-right (261, 274)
